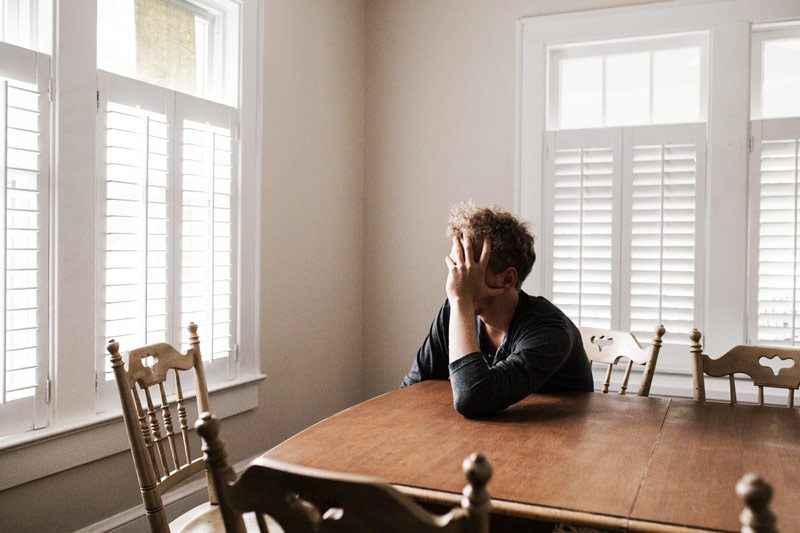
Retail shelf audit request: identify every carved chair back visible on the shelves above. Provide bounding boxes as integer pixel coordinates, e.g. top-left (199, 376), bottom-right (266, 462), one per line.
top-left (195, 412), bottom-right (493, 533)
top-left (580, 325), bottom-right (666, 396)
top-left (108, 323), bottom-right (213, 532)
top-left (690, 329), bottom-right (800, 407)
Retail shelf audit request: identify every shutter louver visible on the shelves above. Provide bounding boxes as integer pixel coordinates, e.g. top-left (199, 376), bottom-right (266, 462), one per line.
top-left (629, 142), bottom-right (697, 339)
top-left (180, 119), bottom-right (233, 362)
top-left (756, 133), bottom-right (800, 345)
top-left (103, 101), bottom-right (170, 375)
top-left (552, 145), bottom-right (614, 329)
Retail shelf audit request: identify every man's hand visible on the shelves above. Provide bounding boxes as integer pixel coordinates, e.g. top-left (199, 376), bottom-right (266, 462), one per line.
top-left (445, 236), bottom-right (504, 309)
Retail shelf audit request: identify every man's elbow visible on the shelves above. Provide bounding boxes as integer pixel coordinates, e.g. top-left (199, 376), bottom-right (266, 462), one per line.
top-left (453, 394), bottom-right (489, 419)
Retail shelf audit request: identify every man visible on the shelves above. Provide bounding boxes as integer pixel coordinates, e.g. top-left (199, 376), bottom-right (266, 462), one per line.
top-left (402, 202), bottom-right (594, 417)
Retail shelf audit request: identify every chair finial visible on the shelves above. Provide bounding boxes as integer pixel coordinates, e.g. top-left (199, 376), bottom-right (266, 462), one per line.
top-left (737, 473), bottom-right (777, 533)
top-left (188, 322), bottom-right (198, 336)
top-left (107, 339), bottom-right (123, 368)
top-left (462, 453), bottom-right (492, 515)
top-left (690, 328), bottom-right (702, 344)
top-left (655, 324), bottom-right (666, 338)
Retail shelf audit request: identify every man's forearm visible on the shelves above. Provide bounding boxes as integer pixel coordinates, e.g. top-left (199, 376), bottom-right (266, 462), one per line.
top-left (448, 298), bottom-right (480, 363)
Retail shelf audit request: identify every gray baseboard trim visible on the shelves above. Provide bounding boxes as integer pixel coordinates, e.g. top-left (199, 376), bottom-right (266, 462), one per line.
top-left (74, 455), bottom-right (260, 533)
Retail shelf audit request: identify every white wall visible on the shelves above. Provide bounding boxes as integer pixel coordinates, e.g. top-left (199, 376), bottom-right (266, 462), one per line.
top-left (0, 1), bottom-right (366, 530)
top-left (362, 0), bottom-right (664, 397)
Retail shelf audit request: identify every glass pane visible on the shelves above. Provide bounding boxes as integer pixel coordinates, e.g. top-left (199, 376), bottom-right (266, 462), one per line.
top-left (653, 47), bottom-right (700, 124)
top-left (98, 0), bottom-right (205, 97)
top-left (762, 39), bottom-right (800, 119)
top-left (606, 52), bottom-right (650, 126)
top-left (2, 0), bottom-right (33, 49)
top-left (559, 56), bottom-right (603, 130)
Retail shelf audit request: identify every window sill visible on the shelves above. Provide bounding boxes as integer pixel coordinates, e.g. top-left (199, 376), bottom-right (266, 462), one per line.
top-left (0, 373), bottom-right (266, 491)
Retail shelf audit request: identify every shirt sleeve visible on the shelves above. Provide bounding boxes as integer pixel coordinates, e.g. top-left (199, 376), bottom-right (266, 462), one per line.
top-left (448, 325), bottom-right (576, 417)
top-left (401, 300), bottom-right (452, 387)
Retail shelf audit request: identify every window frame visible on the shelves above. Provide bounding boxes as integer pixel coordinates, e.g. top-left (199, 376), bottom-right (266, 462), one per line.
top-left (519, 0), bottom-right (800, 389)
top-left (0, 0), bottom-right (262, 492)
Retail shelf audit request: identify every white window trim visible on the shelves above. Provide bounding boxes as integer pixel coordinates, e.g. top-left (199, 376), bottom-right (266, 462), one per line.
top-left (0, 0), bottom-right (262, 489)
top-left (518, 0), bottom-right (800, 385)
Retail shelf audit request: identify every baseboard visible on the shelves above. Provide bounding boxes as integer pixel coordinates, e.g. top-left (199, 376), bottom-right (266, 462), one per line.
top-left (75, 455), bottom-right (259, 533)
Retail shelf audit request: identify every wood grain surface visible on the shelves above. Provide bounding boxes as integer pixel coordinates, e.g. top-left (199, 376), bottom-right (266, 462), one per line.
top-left (631, 399), bottom-right (800, 531)
top-left (265, 381), bottom-right (670, 521)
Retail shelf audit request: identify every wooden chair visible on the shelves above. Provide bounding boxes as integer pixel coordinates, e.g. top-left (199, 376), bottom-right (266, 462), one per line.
top-left (737, 473), bottom-right (778, 533)
top-left (689, 329), bottom-right (800, 406)
top-left (194, 412), bottom-right (493, 533)
top-left (580, 324), bottom-right (666, 396)
top-left (109, 323), bottom-right (216, 532)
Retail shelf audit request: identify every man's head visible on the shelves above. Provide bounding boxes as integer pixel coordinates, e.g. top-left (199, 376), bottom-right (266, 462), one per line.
top-left (446, 202), bottom-right (535, 290)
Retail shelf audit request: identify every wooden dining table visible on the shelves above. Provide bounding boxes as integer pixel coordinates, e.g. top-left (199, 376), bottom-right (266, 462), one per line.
top-left (263, 381), bottom-right (800, 532)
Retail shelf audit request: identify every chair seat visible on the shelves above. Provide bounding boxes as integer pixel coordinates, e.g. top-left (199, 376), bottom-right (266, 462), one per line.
top-left (173, 501), bottom-right (284, 533)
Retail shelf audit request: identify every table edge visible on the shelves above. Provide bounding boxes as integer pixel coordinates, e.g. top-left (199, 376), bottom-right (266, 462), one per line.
top-left (396, 485), bottom-right (726, 533)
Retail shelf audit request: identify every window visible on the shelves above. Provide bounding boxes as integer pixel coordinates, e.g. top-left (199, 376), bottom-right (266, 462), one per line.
top-left (748, 24), bottom-right (800, 345)
top-left (0, 0), bottom-right (260, 490)
top-left (95, 1), bottom-right (240, 408)
top-left (543, 34), bottom-right (708, 353)
top-left (97, 0), bottom-right (234, 104)
top-left (522, 1), bottom-right (800, 387)
top-left (0, 0), bottom-right (51, 52)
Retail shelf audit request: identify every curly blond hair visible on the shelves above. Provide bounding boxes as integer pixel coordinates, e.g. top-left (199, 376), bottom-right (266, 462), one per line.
top-left (446, 202), bottom-right (535, 288)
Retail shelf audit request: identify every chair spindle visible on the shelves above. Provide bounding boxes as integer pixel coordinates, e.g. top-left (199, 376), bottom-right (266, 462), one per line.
top-left (133, 387), bottom-right (161, 479)
top-left (174, 369), bottom-right (192, 465)
top-left (729, 375), bottom-right (737, 406)
top-left (789, 389), bottom-right (795, 409)
top-left (619, 360), bottom-right (634, 395)
top-left (603, 364), bottom-right (613, 394)
top-left (757, 386), bottom-right (764, 406)
top-left (158, 382), bottom-right (180, 469)
top-left (144, 387), bottom-right (171, 475)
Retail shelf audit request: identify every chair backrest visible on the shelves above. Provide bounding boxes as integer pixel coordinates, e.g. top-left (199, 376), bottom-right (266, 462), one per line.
top-left (689, 329), bottom-right (800, 407)
top-left (580, 324), bottom-right (666, 396)
top-left (195, 412), bottom-right (493, 533)
top-left (108, 323), bottom-right (213, 533)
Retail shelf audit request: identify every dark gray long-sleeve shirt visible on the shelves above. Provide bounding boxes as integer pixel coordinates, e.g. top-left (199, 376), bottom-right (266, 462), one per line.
top-left (402, 291), bottom-right (594, 417)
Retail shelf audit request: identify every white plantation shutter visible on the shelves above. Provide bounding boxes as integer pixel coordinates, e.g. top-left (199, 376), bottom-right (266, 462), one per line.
top-left (749, 118), bottom-right (800, 345)
top-left (546, 130), bottom-right (620, 329)
top-left (0, 44), bottom-right (49, 435)
top-left (545, 124), bottom-right (705, 355)
top-left (97, 76), bottom-right (240, 400)
top-left (623, 124), bottom-right (706, 343)
top-left (177, 95), bottom-right (237, 375)
top-left (98, 73), bottom-right (173, 381)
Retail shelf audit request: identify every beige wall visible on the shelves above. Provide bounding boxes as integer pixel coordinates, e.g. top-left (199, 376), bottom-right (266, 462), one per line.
top-left (0, 1), bottom-right (366, 530)
top-left (362, 0), bottom-right (663, 397)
